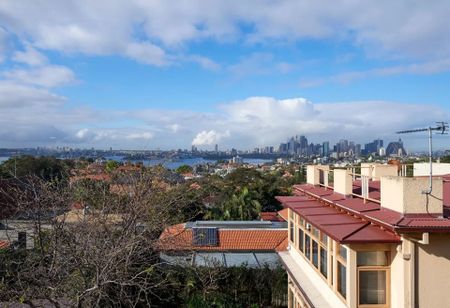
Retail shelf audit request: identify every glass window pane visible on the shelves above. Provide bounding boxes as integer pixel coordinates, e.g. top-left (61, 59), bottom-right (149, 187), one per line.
top-left (298, 228), bottom-right (304, 253)
top-left (359, 271), bottom-right (387, 304)
top-left (320, 247), bottom-right (328, 278)
top-left (312, 240), bottom-right (319, 268)
top-left (339, 245), bottom-right (347, 261)
top-left (357, 251), bottom-right (388, 266)
top-left (312, 227), bottom-right (320, 238)
top-left (338, 262), bottom-right (346, 298)
top-left (331, 256), bottom-right (334, 285)
top-left (289, 222), bottom-right (294, 242)
top-left (305, 234), bottom-right (311, 259)
top-left (321, 233), bottom-right (328, 245)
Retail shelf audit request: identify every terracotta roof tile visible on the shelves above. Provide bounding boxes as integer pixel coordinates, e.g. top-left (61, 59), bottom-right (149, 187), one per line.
top-left (158, 226), bottom-right (287, 252)
top-left (259, 212), bottom-right (285, 222)
top-left (0, 240), bottom-right (9, 249)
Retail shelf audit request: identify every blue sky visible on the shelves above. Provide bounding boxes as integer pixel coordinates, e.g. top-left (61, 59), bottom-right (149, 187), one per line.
top-left (0, 1), bottom-right (449, 151)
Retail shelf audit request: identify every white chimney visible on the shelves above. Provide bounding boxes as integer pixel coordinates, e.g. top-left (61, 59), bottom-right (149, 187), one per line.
top-left (333, 169), bottom-right (353, 196)
top-left (381, 176), bottom-right (443, 215)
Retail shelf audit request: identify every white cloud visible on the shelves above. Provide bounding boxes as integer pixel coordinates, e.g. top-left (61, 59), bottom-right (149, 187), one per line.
top-left (12, 45), bottom-right (48, 66)
top-left (1, 0), bottom-right (450, 67)
top-left (0, 77), bottom-right (447, 150)
top-left (0, 27), bottom-right (9, 63)
top-left (3, 65), bottom-right (76, 88)
top-left (125, 132), bottom-right (153, 140)
top-left (75, 128), bottom-right (90, 139)
top-left (188, 55), bottom-right (221, 71)
top-left (168, 124), bottom-right (180, 133)
top-left (300, 58), bottom-right (450, 87)
top-left (0, 81), bottom-right (65, 108)
top-left (192, 130), bottom-right (230, 146)
top-left (125, 42), bottom-right (170, 66)
top-left (227, 53), bottom-right (294, 79)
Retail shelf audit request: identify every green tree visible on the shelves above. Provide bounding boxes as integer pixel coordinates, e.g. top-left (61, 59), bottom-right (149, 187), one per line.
top-left (176, 164), bottom-right (193, 174)
top-left (105, 160), bottom-right (120, 172)
top-left (0, 156), bottom-right (69, 182)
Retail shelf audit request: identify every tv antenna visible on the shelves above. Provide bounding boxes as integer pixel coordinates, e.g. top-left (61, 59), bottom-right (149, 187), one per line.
top-left (396, 122), bottom-right (448, 195)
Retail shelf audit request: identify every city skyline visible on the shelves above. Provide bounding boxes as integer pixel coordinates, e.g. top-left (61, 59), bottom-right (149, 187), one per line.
top-left (0, 1), bottom-right (449, 150)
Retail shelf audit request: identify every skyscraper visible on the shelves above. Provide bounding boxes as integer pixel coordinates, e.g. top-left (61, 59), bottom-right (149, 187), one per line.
top-left (322, 141), bottom-right (330, 157)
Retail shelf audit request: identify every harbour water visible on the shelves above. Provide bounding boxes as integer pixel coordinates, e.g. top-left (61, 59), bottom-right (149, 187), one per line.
top-left (0, 156), bottom-right (273, 169)
top-left (105, 156), bottom-right (273, 169)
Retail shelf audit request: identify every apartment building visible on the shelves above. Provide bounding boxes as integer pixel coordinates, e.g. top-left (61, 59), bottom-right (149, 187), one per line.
top-left (277, 163), bottom-right (450, 308)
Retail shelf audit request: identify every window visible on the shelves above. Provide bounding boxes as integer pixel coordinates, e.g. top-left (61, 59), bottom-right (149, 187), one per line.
top-left (357, 251), bottom-right (388, 266)
top-left (289, 221), bottom-right (294, 243)
top-left (305, 234), bottom-right (311, 259)
top-left (312, 227), bottom-right (320, 239)
top-left (320, 232), bottom-right (328, 245)
top-left (357, 251), bottom-right (390, 307)
top-left (299, 216), bottom-right (305, 226)
top-left (337, 262), bottom-right (346, 298)
top-left (298, 228), bottom-right (304, 252)
top-left (359, 271), bottom-right (387, 305)
top-left (339, 245), bottom-right (347, 261)
top-left (320, 246), bottom-right (328, 278)
top-left (312, 240), bottom-right (319, 268)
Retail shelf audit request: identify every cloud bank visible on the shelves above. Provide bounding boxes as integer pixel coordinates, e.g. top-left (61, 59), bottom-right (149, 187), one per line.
top-left (0, 84), bottom-right (446, 150)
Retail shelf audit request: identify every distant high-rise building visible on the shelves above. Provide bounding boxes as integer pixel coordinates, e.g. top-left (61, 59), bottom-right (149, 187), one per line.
top-left (322, 141), bottom-right (330, 157)
top-left (215, 144), bottom-right (218, 152)
top-left (364, 139), bottom-right (384, 154)
top-left (355, 144), bottom-right (362, 156)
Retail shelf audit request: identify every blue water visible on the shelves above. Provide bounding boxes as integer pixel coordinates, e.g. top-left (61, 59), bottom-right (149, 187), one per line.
top-left (0, 155), bottom-right (273, 170)
top-left (0, 157), bottom-right (9, 163)
top-left (105, 156), bottom-right (273, 169)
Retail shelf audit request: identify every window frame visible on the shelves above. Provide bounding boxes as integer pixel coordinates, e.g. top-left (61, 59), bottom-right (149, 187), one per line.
top-left (356, 251), bottom-right (391, 308)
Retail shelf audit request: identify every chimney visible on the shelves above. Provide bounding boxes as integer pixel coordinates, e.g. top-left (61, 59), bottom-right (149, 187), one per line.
top-left (372, 164), bottom-right (398, 180)
top-left (306, 165), bottom-right (320, 185)
top-left (333, 169), bottom-right (353, 196)
top-left (381, 176), bottom-right (443, 215)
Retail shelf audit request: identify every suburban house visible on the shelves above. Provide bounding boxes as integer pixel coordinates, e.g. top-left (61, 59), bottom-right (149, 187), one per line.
top-left (277, 163), bottom-right (450, 308)
top-left (158, 219), bottom-right (288, 268)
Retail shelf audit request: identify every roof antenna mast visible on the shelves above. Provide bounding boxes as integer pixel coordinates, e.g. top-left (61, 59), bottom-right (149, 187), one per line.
top-left (396, 122), bottom-right (448, 195)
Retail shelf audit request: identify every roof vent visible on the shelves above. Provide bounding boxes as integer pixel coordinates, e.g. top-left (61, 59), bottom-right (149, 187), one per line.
top-left (192, 227), bottom-right (218, 246)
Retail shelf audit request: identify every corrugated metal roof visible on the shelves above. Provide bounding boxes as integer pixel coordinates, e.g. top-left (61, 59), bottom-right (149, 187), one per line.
top-left (335, 198), bottom-right (380, 213)
top-left (280, 184), bottom-right (401, 243)
top-left (291, 182), bottom-right (450, 233)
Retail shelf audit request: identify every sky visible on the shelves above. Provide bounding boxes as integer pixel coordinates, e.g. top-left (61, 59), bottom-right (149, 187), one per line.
top-left (0, 0), bottom-right (449, 151)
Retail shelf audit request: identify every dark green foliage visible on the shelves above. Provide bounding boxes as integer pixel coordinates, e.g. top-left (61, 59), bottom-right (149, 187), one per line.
top-left (199, 166), bottom-right (303, 220)
top-left (105, 160), bottom-right (120, 172)
top-left (144, 264), bottom-right (287, 308)
top-left (440, 155), bottom-right (450, 163)
top-left (176, 164), bottom-right (194, 174)
top-left (0, 155), bottom-right (69, 182)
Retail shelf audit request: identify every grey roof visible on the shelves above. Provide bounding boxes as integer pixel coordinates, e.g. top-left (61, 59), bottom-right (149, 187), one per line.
top-left (161, 251), bottom-right (281, 268)
top-left (185, 220), bottom-right (287, 229)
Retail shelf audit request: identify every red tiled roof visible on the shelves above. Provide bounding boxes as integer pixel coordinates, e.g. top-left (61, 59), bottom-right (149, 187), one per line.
top-left (260, 211), bottom-right (285, 222)
top-left (0, 240), bottom-right (10, 249)
top-left (70, 173), bottom-right (111, 183)
top-left (277, 208), bottom-right (289, 221)
top-left (158, 224), bottom-right (287, 252)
